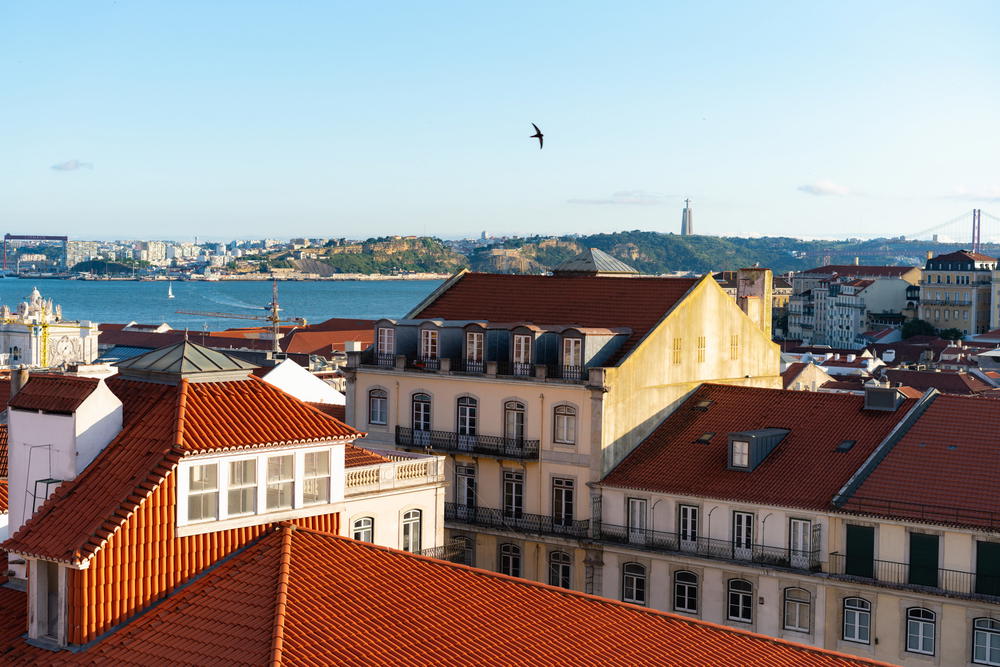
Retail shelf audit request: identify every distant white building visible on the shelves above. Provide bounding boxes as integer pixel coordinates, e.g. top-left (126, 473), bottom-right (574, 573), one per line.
top-left (0, 287), bottom-right (100, 368)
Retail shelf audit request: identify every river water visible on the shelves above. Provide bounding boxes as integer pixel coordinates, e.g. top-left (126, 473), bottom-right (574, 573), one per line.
top-left (0, 279), bottom-right (443, 331)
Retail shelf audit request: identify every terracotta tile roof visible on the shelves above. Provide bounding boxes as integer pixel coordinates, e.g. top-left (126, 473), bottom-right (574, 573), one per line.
top-left (840, 394), bottom-right (1000, 530)
top-left (344, 444), bottom-right (391, 468)
top-left (929, 250), bottom-right (997, 262)
top-left (0, 479), bottom-right (7, 514)
top-left (3, 376), bottom-right (361, 564)
top-left (0, 378), bottom-right (10, 411)
top-left (307, 401), bottom-right (345, 421)
top-left (53, 525), bottom-right (888, 666)
top-left (820, 379), bottom-right (866, 392)
top-left (601, 384), bottom-right (914, 510)
top-left (884, 369), bottom-right (992, 395)
top-left (781, 362), bottom-right (808, 389)
top-left (800, 265), bottom-right (917, 277)
top-left (0, 424), bottom-right (7, 479)
top-left (7, 375), bottom-right (100, 414)
top-left (412, 273), bottom-right (700, 365)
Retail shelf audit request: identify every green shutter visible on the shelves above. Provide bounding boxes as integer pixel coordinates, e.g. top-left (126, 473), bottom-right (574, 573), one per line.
top-left (845, 524), bottom-right (875, 578)
top-left (908, 533), bottom-right (939, 587)
top-left (976, 541), bottom-right (1000, 596)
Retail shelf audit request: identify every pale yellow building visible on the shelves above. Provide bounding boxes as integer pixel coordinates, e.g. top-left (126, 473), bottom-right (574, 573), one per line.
top-left (919, 250), bottom-right (997, 335)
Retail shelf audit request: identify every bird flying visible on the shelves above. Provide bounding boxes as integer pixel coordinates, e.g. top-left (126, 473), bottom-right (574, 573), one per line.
top-left (530, 123), bottom-right (543, 149)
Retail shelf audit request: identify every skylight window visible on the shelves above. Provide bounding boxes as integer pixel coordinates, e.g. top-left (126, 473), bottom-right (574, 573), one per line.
top-left (694, 400), bottom-right (713, 412)
top-left (694, 432), bottom-right (715, 444)
top-left (835, 440), bottom-right (856, 453)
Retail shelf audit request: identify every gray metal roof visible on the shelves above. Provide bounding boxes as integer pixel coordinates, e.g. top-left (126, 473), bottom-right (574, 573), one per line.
top-left (115, 340), bottom-right (258, 384)
top-left (553, 248), bottom-right (638, 275)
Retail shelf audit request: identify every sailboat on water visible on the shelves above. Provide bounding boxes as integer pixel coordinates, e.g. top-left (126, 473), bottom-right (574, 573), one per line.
top-left (167, 281), bottom-right (175, 299)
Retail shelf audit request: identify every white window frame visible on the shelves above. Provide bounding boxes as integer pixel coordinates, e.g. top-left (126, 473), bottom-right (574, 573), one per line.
top-left (843, 597), bottom-right (871, 644)
top-left (562, 337), bottom-right (582, 368)
top-left (503, 470), bottom-right (524, 519)
top-left (499, 543), bottom-right (521, 577)
top-left (622, 562), bottom-right (647, 605)
top-left (553, 405), bottom-right (576, 445)
top-left (377, 327), bottom-right (395, 355)
top-left (368, 388), bottom-right (388, 425)
top-left (226, 458), bottom-right (257, 517)
top-left (680, 504), bottom-right (699, 547)
top-left (302, 450), bottom-right (331, 506)
top-left (905, 607), bottom-right (935, 656)
top-left (783, 587), bottom-right (811, 633)
top-left (420, 328), bottom-right (439, 360)
top-left (265, 454), bottom-right (295, 512)
top-left (974, 618), bottom-right (1000, 665)
top-left (673, 570), bottom-right (698, 613)
top-left (732, 440), bottom-right (749, 467)
top-left (401, 509), bottom-right (422, 553)
top-left (548, 551), bottom-right (572, 589)
top-left (552, 477), bottom-right (575, 527)
top-left (352, 517), bottom-right (374, 542)
top-left (187, 462), bottom-right (219, 523)
top-left (727, 579), bottom-right (753, 623)
top-left (466, 330), bottom-right (484, 363)
top-left (513, 334), bottom-right (532, 364)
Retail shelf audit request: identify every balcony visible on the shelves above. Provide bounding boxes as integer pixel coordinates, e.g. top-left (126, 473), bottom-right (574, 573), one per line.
top-left (355, 349), bottom-right (591, 384)
top-left (828, 553), bottom-right (1000, 602)
top-left (593, 522), bottom-right (821, 571)
top-left (416, 539), bottom-right (469, 563)
top-left (445, 502), bottom-right (590, 538)
top-left (344, 451), bottom-right (445, 496)
top-left (396, 426), bottom-right (540, 460)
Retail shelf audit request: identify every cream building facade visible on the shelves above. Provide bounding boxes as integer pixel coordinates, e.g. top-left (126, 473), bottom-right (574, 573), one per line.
top-left (0, 287), bottom-right (99, 368)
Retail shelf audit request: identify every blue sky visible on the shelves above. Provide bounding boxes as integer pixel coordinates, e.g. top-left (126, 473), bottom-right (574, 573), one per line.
top-left (2, 2), bottom-right (999, 241)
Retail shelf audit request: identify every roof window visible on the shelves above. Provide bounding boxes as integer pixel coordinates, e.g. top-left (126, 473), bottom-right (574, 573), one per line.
top-left (835, 440), bottom-right (856, 453)
top-left (727, 428), bottom-right (789, 472)
top-left (693, 400), bottom-right (713, 412)
top-left (694, 432), bottom-right (715, 444)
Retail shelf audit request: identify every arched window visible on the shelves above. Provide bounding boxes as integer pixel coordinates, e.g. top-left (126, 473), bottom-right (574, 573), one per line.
top-left (401, 509), bottom-right (421, 553)
top-left (553, 405), bottom-right (576, 445)
top-left (673, 570), bottom-right (698, 613)
top-left (842, 597), bottom-right (871, 644)
top-left (622, 563), bottom-right (647, 605)
top-left (368, 388), bottom-right (388, 425)
top-left (352, 517), bottom-right (374, 542)
top-left (504, 401), bottom-right (525, 442)
top-left (457, 396), bottom-right (478, 449)
top-left (727, 579), bottom-right (753, 623)
top-left (412, 393), bottom-right (431, 430)
top-left (499, 543), bottom-right (521, 578)
top-left (783, 587), bottom-right (810, 633)
top-left (548, 551), bottom-right (572, 589)
top-left (452, 535), bottom-right (474, 566)
top-left (906, 608), bottom-right (935, 656)
top-left (973, 618), bottom-right (1000, 665)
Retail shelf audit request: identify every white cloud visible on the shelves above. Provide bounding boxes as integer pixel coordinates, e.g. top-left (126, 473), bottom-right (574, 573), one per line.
top-left (567, 190), bottom-right (671, 206)
top-left (51, 159), bottom-right (93, 171)
top-left (797, 180), bottom-right (850, 197)
top-left (951, 185), bottom-right (1000, 201)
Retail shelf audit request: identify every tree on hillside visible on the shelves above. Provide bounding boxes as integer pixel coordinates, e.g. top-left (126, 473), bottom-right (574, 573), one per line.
top-left (901, 318), bottom-right (935, 339)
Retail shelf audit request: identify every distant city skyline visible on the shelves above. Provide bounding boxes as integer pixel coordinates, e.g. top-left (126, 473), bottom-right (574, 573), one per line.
top-left (2, 2), bottom-right (998, 240)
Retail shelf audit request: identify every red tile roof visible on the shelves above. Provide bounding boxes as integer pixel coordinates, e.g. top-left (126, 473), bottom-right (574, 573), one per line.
top-left (308, 401), bottom-right (345, 421)
top-left (41, 525), bottom-right (888, 666)
top-left (7, 375), bottom-right (100, 414)
top-left (3, 376), bottom-right (361, 564)
top-left (601, 384), bottom-right (914, 510)
top-left (344, 444), bottom-right (391, 468)
top-left (781, 362), bottom-right (808, 389)
top-left (0, 424), bottom-right (7, 479)
top-left (840, 394), bottom-right (1000, 529)
top-left (412, 273), bottom-right (700, 365)
top-left (884, 369), bottom-right (992, 395)
top-left (0, 480), bottom-right (7, 514)
top-left (800, 265), bottom-right (917, 277)
top-left (929, 250), bottom-right (997, 262)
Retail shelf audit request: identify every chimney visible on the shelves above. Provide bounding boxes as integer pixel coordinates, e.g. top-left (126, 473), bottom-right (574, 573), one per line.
top-left (926, 250), bottom-right (934, 260)
top-left (735, 268), bottom-right (773, 339)
top-left (9, 366), bottom-right (29, 398)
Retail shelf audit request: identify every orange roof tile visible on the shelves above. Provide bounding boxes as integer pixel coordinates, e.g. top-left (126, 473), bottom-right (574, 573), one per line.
top-left (0, 424), bottom-right (7, 478)
top-left (344, 444), bottom-right (391, 468)
top-left (3, 376), bottom-right (361, 564)
top-left (307, 401), bottom-right (345, 421)
top-left (7, 375), bottom-right (100, 414)
top-left (602, 384), bottom-right (914, 510)
top-left (45, 525), bottom-right (890, 666)
top-left (0, 480), bottom-right (7, 514)
top-left (412, 272), bottom-right (699, 365)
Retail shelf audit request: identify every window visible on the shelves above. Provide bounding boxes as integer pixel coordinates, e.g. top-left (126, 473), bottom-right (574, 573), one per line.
top-left (457, 396), bottom-right (477, 449)
top-left (352, 517), bottom-right (373, 542)
top-left (732, 440), bottom-right (749, 467)
top-left (563, 337), bottom-right (582, 372)
top-left (504, 401), bottom-right (525, 441)
top-left (513, 334), bottom-right (532, 374)
top-left (549, 551), bottom-right (572, 588)
top-left (187, 463), bottom-right (219, 522)
top-left (727, 579), bottom-right (753, 623)
top-left (553, 405), bottom-right (576, 445)
top-left (401, 509), bottom-right (422, 553)
top-left (453, 535), bottom-right (474, 566)
top-left (974, 618), bottom-right (1000, 665)
top-left (503, 470), bottom-right (524, 519)
top-left (302, 450), bottom-right (330, 505)
top-left (499, 543), bottom-right (521, 577)
top-left (622, 563), bottom-right (647, 605)
top-left (227, 459), bottom-right (257, 516)
top-left (697, 336), bottom-right (706, 363)
top-left (455, 464), bottom-right (476, 519)
top-left (368, 388), bottom-right (387, 425)
top-left (679, 505), bottom-right (699, 547)
top-left (377, 326), bottom-right (394, 355)
top-left (906, 608), bottom-right (935, 655)
top-left (789, 518), bottom-right (813, 569)
top-left (842, 597), bottom-right (871, 644)
top-left (266, 455), bottom-right (295, 511)
top-left (783, 588), bottom-right (810, 633)
top-left (627, 498), bottom-right (647, 544)
top-left (412, 393), bottom-right (431, 432)
top-left (466, 330), bottom-right (484, 363)
top-left (672, 337), bottom-right (682, 365)
top-left (552, 478), bottom-right (575, 528)
top-left (732, 511), bottom-right (753, 559)
top-left (673, 571), bottom-right (698, 613)
top-left (420, 329), bottom-right (439, 360)
top-left (730, 334), bottom-right (740, 360)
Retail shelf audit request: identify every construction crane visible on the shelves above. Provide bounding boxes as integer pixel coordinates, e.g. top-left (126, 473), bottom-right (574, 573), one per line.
top-left (176, 281), bottom-right (306, 354)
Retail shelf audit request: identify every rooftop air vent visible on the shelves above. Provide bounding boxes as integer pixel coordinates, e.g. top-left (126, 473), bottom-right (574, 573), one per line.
top-left (835, 439), bottom-right (856, 453)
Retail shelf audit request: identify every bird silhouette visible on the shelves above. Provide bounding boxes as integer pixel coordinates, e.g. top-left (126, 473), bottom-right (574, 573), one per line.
top-left (530, 123), bottom-right (543, 149)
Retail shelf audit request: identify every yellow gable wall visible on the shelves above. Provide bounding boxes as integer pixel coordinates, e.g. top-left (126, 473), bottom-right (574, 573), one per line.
top-left (598, 275), bottom-right (782, 474)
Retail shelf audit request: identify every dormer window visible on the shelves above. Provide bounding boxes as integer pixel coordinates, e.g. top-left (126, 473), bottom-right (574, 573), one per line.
top-left (513, 334), bottom-right (532, 376)
top-left (377, 327), bottom-right (395, 364)
top-left (266, 454), bottom-right (295, 511)
top-left (732, 440), bottom-right (749, 468)
top-left (562, 337), bottom-right (582, 379)
top-left (188, 463), bottom-right (219, 522)
top-left (227, 459), bottom-right (257, 516)
top-left (466, 330), bottom-right (484, 372)
top-left (303, 450), bottom-right (331, 505)
top-left (420, 329), bottom-right (439, 361)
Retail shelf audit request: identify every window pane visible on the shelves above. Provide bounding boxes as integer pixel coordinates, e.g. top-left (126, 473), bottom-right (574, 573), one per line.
top-left (266, 455), bottom-right (294, 510)
top-left (189, 464), bottom-right (218, 492)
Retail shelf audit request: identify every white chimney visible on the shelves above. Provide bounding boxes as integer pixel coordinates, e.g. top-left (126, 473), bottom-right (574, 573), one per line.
top-left (345, 341), bottom-right (363, 352)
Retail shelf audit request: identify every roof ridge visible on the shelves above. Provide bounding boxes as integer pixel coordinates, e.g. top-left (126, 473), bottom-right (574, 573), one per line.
top-left (174, 379), bottom-right (189, 449)
top-left (270, 523), bottom-right (294, 667)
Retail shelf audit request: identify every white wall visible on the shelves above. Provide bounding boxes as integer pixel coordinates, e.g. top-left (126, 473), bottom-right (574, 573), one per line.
top-left (262, 359), bottom-right (345, 405)
top-left (72, 381), bottom-right (123, 475)
top-left (343, 483), bottom-right (444, 551)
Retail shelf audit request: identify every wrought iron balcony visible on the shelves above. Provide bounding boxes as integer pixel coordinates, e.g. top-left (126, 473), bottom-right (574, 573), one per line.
top-left (446, 502), bottom-right (590, 538)
top-left (396, 426), bottom-right (540, 460)
top-left (416, 539), bottom-right (468, 563)
top-left (828, 553), bottom-right (1000, 602)
top-left (593, 522), bottom-right (821, 571)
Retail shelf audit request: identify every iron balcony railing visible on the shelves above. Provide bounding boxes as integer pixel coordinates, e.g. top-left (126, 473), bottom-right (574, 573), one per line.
top-left (416, 539), bottom-right (468, 563)
top-left (396, 426), bottom-right (540, 460)
top-left (445, 502), bottom-right (590, 538)
top-left (844, 495), bottom-right (1000, 531)
top-left (828, 553), bottom-right (1000, 601)
top-left (593, 522), bottom-right (821, 570)
top-left (358, 349), bottom-right (589, 383)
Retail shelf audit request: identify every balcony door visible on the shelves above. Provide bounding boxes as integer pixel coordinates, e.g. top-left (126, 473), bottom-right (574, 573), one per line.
top-left (908, 533), bottom-right (939, 588)
top-left (552, 478), bottom-right (575, 529)
top-left (466, 330), bottom-right (484, 372)
top-left (789, 518), bottom-right (812, 569)
top-left (456, 465), bottom-right (476, 521)
top-left (412, 393), bottom-right (431, 446)
top-left (457, 397), bottom-right (477, 451)
top-left (504, 401), bottom-right (525, 443)
top-left (733, 511), bottom-right (754, 561)
top-left (627, 498), bottom-right (647, 545)
top-left (845, 524), bottom-right (875, 578)
top-left (679, 505), bottom-right (698, 552)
